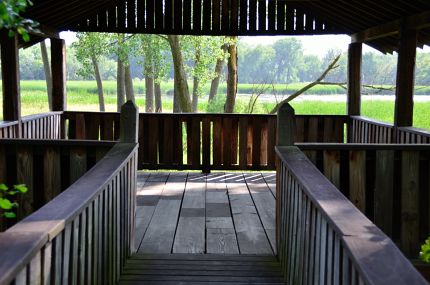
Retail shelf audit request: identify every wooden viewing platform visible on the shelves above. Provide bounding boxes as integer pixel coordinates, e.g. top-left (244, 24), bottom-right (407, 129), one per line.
top-left (1, 1), bottom-right (430, 284)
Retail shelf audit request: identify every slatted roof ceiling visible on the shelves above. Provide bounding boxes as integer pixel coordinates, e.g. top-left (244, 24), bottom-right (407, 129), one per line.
top-left (23, 0), bottom-right (430, 53)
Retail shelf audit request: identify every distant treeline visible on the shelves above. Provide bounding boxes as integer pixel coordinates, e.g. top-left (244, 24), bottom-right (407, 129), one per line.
top-left (4, 37), bottom-right (430, 86)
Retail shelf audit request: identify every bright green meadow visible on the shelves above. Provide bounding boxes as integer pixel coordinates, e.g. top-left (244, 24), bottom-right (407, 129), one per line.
top-left (0, 80), bottom-right (429, 130)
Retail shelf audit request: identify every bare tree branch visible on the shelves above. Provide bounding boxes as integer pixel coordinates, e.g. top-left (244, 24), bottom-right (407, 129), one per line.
top-left (269, 54), bottom-right (341, 114)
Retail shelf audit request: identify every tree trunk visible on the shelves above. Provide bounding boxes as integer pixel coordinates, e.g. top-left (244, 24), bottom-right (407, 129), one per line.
top-left (40, 41), bottom-right (53, 110)
top-left (154, 80), bottom-right (162, 112)
top-left (168, 35), bottom-right (192, 112)
top-left (192, 76), bottom-right (199, 112)
top-left (225, 37), bottom-right (238, 113)
top-left (145, 76), bottom-right (154, 112)
top-left (209, 44), bottom-right (227, 102)
top-left (144, 58), bottom-right (154, 112)
top-left (192, 49), bottom-right (201, 112)
top-left (91, 53), bottom-right (105, 111)
top-left (117, 58), bottom-right (125, 111)
top-left (173, 87), bottom-right (181, 112)
top-left (124, 62), bottom-right (135, 102)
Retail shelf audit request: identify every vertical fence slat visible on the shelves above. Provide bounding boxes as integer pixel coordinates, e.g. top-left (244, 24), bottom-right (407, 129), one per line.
top-left (349, 150), bottom-right (366, 213)
top-left (401, 150), bottom-right (420, 257)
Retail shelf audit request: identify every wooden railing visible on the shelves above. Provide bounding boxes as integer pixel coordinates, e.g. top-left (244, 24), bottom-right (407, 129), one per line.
top-left (0, 101), bottom-right (139, 285)
top-left (0, 112), bottom-right (62, 139)
top-left (0, 120), bottom-right (19, 138)
top-left (297, 143), bottom-right (430, 258)
top-left (350, 116), bottom-right (395, 143)
top-left (276, 146), bottom-right (427, 284)
top-left (397, 127), bottom-right (430, 144)
top-left (62, 111), bottom-right (347, 171)
top-left (350, 116), bottom-right (430, 144)
top-left (0, 143), bottom-right (138, 285)
top-left (0, 139), bottom-right (115, 230)
top-left (20, 112), bottom-right (63, 139)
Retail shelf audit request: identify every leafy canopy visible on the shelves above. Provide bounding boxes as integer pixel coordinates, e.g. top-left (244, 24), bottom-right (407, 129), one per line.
top-left (0, 0), bottom-right (38, 41)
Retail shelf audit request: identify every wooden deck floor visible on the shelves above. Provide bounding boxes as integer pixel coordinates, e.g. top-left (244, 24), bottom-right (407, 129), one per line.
top-left (135, 172), bottom-right (276, 255)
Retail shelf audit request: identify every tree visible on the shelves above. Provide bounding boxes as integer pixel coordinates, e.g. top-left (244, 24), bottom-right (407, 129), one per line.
top-left (225, 36), bottom-right (238, 113)
top-left (108, 33), bottom-right (136, 109)
top-left (73, 32), bottom-right (109, 111)
top-left (273, 38), bottom-right (304, 83)
top-left (238, 43), bottom-right (276, 83)
top-left (167, 35), bottom-right (192, 112)
top-left (138, 35), bottom-right (170, 112)
top-left (40, 41), bottom-right (52, 110)
top-left (416, 52), bottom-right (430, 85)
top-left (182, 36), bottom-right (228, 111)
top-left (208, 43), bottom-right (228, 102)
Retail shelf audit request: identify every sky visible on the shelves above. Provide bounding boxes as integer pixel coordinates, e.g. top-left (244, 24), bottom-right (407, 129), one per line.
top-left (60, 31), bottom-right (429, 58)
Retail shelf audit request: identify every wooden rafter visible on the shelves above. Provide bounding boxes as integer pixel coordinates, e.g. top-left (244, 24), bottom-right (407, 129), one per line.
top-left (352, 10), bottom-right (430, 43)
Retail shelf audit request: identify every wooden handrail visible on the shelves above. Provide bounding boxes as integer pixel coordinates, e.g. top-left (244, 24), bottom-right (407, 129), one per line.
top-left (350, 115), bottom-right (430, 144)
top-left (350, 115), bottom-right (394, 128)
top-left (20, 111), bottom-right (63, 123)
top-left (276, 146), bottom-right (427, 284)
top-left (297, 142), bottom-right (430, 151)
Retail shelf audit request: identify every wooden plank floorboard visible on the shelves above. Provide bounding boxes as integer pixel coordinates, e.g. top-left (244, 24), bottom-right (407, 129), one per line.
top-left (226, 173), bottom-right (273, 255)
top-left (138, 179), bottom-right (186, 253)
top-left (135, 172), bottom-right (276, 256)
top-left (262, 172), bottom-right (276, 197)
top-left (173, 173), bottom-right (206, 253)
top-left (244, 173), bottom-right (277, 252)
top-left (206, 172), bottom-right (239, 254)
top-left (135, 177), bottom-right (165, 249)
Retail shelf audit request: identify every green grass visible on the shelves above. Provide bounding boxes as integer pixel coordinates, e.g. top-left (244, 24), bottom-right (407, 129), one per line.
top-left (0, 80), bottom-right (429, 130)
top-left (13, 80), bottom-right (430, 97)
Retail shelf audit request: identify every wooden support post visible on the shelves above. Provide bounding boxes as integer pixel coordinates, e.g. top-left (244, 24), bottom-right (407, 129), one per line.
top-left (51, 38), bottom-right (67, 111)
top-left (0, 33), bottom-right (21, 121)
top-left (394, 26), bottom-right (417, 127)
top-left (276, 102), bottom-right (295, 146)
top-left (120, 100), bottom-right (139, 143)
top-left (347, 43), bottom-right (362, 116)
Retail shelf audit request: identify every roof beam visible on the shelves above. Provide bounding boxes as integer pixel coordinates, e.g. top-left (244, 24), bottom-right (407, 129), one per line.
top-left (18, 24), bottom-right (60, 49)
top-left (352, 10), bottom-right (430, 43)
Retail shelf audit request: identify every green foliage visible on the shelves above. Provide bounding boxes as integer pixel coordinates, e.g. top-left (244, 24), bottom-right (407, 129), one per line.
top-left (0, 183), bottom-right (27, 219)
top-left (0, 0), bottom-right (38, 41)
top-left (138, 34), bottom-right (170, 81)
top-left (72, 33), bottom-right (110, 79)
top-left (420, 237), bottom-right (430, 263)
top-left (182, 36), bottom-right (229, 96)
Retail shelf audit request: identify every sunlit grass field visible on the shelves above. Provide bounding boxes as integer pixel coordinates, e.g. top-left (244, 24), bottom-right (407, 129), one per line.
top-left (0, 80), bottom-right (429, 130)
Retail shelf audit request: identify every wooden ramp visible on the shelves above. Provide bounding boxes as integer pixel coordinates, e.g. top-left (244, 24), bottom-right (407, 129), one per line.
top-left (118, 254), bottom-right (285, 284)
